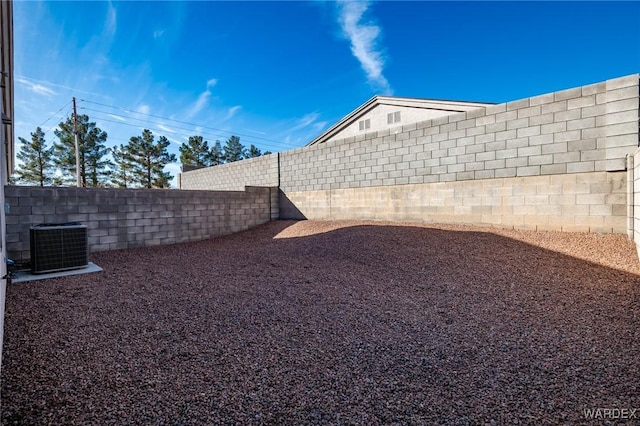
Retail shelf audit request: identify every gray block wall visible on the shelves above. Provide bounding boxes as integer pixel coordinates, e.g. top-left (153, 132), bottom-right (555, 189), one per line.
top-left (634, 148), bottom-right (640, 255)
top-left (5, 186), bottom-right (278, 262)
top-left (181, 74), bottom-right (638, 194)
top-left (179, 74), bottom-right (639, 235)
top-left (278, 74), bottom-right (638, 192)
top-left (179, 154), bottom-right (278, 191)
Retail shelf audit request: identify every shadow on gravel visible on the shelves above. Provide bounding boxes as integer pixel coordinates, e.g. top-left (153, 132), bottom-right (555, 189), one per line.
top-left (2, 220), bottom-right (640, 425)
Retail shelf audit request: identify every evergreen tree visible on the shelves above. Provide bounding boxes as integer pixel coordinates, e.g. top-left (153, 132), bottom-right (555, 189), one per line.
top-left (223, 135), bottom-right (245, 163)
top-left (15, 127), bottom-right (54, 186)
top-left (125, 129), bottom-right (177, 188)
top-left (111, 144), bottom-right (135, 188)
top-left (245, 144), bottom-right (262, 158)
top-left (179, 135), bottom-right (213, 167)
top-left (210, 140), bottom-right (224, 166)
top-left (53, 114), bottom-right (109, 187)
top-left (86, 141), bottom-right (113, 187)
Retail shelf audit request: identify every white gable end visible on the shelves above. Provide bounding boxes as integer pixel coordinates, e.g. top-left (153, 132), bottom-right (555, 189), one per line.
top-left (307, 96), bottom-right (494, 146)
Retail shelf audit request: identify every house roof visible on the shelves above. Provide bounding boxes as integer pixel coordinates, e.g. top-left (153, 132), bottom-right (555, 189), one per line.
top-left (306, 95), bottom-right (495, 146)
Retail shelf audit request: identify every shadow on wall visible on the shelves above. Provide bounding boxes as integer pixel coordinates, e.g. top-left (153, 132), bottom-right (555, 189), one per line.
top-left (2, 219), bottom-right (640, 424)
top-left (279, 189), bottom-right (306, 220)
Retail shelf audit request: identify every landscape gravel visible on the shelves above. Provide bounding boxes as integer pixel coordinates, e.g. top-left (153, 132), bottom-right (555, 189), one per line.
top-left (2, 219), bottom-right (640, 424)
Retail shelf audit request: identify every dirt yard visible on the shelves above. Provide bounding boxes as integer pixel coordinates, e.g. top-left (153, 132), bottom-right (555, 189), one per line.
top-left (2, 220), bottom-right (640, 424)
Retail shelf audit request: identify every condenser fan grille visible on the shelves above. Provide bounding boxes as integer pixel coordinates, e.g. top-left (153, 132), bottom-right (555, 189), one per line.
top-left (30, 223), bottom-right (88, 274)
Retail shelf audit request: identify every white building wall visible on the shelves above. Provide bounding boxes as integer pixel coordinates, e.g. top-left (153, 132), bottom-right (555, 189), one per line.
top-left (327, 104), bottom-right (460, 143)
top-left (0, 0), bottom-right (13, 383)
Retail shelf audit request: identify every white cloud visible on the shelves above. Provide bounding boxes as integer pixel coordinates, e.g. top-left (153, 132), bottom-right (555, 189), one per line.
top-left (285, 112), bottom-right (324, 134)
top-left (107, 113), bottom-right (127, 122)
top-left (16, 77), bottom-right (57, 97)
top-left (185, 78), bottom-right (217, 119)
top-left (336, 1), bottom-right (393, 94)
top-left (153, 29), bottom-right (165, 39)
top-left (313, 121), bottom-right (328, 132)
top-left (16, 75), bottom-right (112, 100)
top-left (158, 124), bottom-right (177, 134)
top-left (104, 1), bottom-right (117, 38)
top-left (296, 112), bottom-right (320, 129)
top-left (136, 104), bottom-right (150, 115)
top-left (243, 128), bottom-right (267, 136)
top-left (186, 91), bottom-right (211, 118)
top-left (225, 105), bottom-right (241, 120)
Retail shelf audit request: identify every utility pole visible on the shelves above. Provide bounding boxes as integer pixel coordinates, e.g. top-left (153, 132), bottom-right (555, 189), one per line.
top-left (72, 97), bottom-right (81, 187)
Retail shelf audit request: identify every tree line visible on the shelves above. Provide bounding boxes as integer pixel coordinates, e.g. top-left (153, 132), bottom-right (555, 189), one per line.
top-left (13, 114), bottom-right (270, 188)
top-left (178, 135), bottom-right (271, 168)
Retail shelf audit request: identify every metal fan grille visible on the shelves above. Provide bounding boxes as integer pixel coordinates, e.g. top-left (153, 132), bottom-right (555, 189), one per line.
top-left (30, 224), bottom-right (88, 274)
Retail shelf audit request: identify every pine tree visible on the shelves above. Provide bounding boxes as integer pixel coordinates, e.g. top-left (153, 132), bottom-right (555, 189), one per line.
top-left (53, 114), bottom-right (109, 187)
top-left (179, 135), bottom-right (213, 167)
top-left (211, 140), bottom-right (224, 165)
top-left (245, 144), bottom-right (262, 158)
top-left (125, 129), bottom-right (177, 188)
top-left (110, 144), bottom-right (135, 188)
top-left (223, 135), bottom-right (245, 163)
top-left (15, 127), bottom-right (54, 186)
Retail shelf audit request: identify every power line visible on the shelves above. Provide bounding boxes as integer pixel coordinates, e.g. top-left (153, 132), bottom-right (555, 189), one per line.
top-left (78, 98), bottom-right (303, 148)
top-left (77, 106), bottom-right (296, 152)
top-left (39, 104), bottom-right (73, 140)
top-left (37, 100), bottom-right (72, 129)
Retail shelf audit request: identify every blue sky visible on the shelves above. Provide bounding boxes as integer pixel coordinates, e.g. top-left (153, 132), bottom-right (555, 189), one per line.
top-left (13, 1), bottom-right (640, 185)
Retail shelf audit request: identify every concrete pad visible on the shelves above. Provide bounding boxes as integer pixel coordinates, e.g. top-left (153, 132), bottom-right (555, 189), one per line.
top-left (10, 262), bottom-right (103, 284)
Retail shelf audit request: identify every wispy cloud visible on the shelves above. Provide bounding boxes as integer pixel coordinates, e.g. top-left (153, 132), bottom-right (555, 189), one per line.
top-left (15, 75), bottom-right (112, 100)
top-left (107, 113), bottom-right (127, 122)
top-left (104, 1), bottom-right (117, 38)
top-left (185, 78), bottom-right (217, 119)
top-left (16, 77), bottom-right (57, 97)
top-left (225, 105), bottom-right (241, 120)
top-left (243, 128), bottom-right (267, 136)
top-left (284, 112), bottom-right (325, 137)
top-left (136, 104), bottom-right (150, 115)
top-left (186, 91), bottom-right (211, 118)
top-left (158, 124), bottom-right (177, 134)
top-left (336, 1), bottom-right (392, 94)
top-left (293, 112), bottom-right (320, 131)
top-left (153, 29), bottom-right (165, 39)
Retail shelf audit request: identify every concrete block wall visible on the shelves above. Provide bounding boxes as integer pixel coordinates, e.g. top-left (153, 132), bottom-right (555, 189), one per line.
top-left (181, 74), bottom-right (639, 234)
top-left (283, 172), bottom-right (626, 232)
top-left (633, 149), bottom-right (640, 254)
top-left (5, 185), bottom-right (278, 262)
top-left (179, 154), bottom-right (278, 191)
top-left (279, 74), bottom-right (639, 192)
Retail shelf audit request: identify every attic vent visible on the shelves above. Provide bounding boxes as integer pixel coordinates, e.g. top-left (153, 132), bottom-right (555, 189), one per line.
top-left (30, 223), bottom-right (88, 274)
top-left (387, 111), bottom-right (401, 124)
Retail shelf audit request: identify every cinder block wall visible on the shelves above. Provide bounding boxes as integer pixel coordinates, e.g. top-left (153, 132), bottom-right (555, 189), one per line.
top-left (181, 74), bottom-right (640, 234)
top-left (633, 148), bottom-right (640, 255)
top-left (5, 186), bottom-right (278, 262)
top-left (179, 154), bottom-right (278, 190)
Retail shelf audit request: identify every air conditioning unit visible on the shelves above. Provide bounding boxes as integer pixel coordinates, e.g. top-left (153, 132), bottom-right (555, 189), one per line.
top-left (30, 223), bottom-right (88, 274)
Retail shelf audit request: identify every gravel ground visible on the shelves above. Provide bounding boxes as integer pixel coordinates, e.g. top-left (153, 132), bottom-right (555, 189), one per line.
top-left (2, 220), bottom-right (640, 425)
